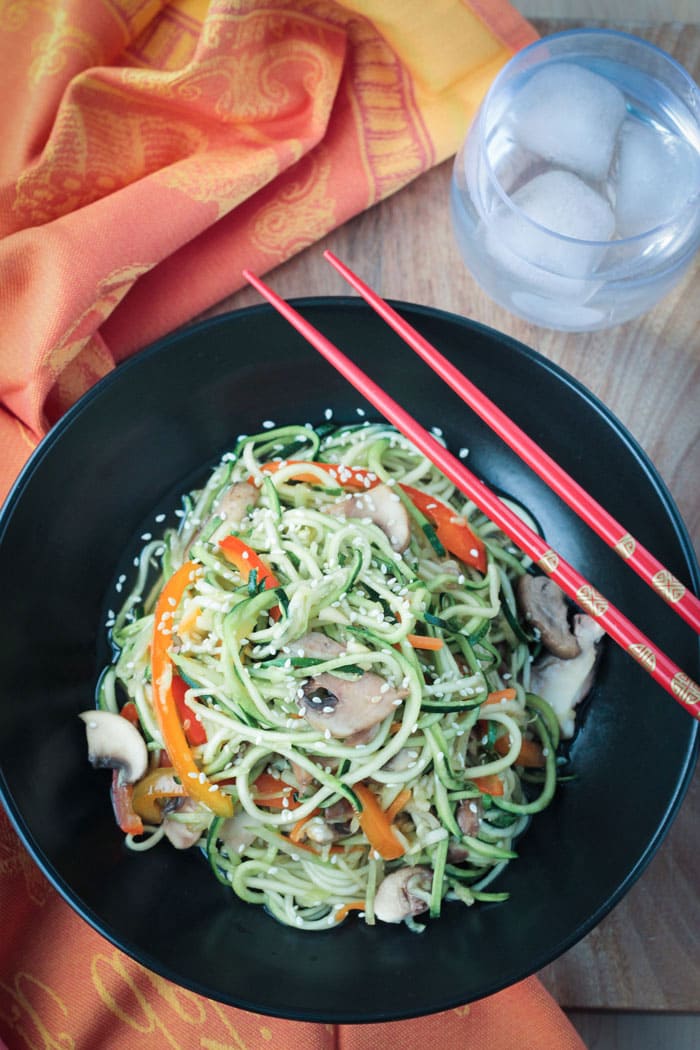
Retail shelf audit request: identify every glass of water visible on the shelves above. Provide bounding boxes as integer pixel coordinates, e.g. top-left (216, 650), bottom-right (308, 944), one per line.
top-left (450, 30), bottom-right (700, 331)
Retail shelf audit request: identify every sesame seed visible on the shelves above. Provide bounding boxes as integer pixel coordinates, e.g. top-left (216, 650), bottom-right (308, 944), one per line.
top-left (262, 420), bottom-right (275, 429)
top-left (155, 513), bottom-right (166, 523)
top-left (459, 448), bottom-right (469, 459)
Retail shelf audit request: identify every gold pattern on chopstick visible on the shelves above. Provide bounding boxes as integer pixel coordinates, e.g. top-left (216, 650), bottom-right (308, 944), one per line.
top-left (671, 673), bottom-right (700, 708)
top-left (615, 533), bottom-right (636, 559)
top-left (537, 549), bottom-right (559, 573)
top-left (628, 643), bottom-right (657, 673)
top-left (652, 570), bottom-right (686, 604)
top-left (576, 585), bottom-right (608, 617)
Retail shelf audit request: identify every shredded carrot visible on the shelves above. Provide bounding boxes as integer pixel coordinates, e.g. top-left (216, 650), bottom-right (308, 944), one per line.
top-left (471, 774), bottom-right (505, 797)
top-left (335, 901), bottom-right (366, 922)
top-left (256, 461), bottom-right (377, 491)
top-left (384, 787), bottom-right (412, 823)
top-left (406, 634), bottom-right (444, 651)
top-left (483, 688), bottom-right (517, 705)
top-left (353, 783), bottom-right (405, 860)
top-left (252, 772), bottom-right (299, 809)
top-left (495, 735), bottom-right (545, 768)
top-left (278, 835), bottom-right (345, 856)
top-left (289, 810), bottom-right (320, 843)
top-left (389, 721), bottom-right (403, 735)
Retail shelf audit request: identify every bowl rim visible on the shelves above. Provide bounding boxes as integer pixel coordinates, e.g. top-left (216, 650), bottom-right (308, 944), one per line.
top-left (0, 297), bottom-right (698, 1021)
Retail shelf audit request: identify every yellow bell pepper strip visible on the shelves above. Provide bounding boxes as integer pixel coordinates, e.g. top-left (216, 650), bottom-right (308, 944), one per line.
top-left (150, 561), bottom-right (233, 818)
top-left (399, 484), bottom-right (487, 573)
top-left (353, 783), bottom-right (405, 860)
top-left (257, 460), bottom-right (377, 491)
top-left (132, 767), bottom-right (188, 824)
top-left (110, 771), bottom-right (144, 836)
top-left (218, 535), bottom-right (281, 621)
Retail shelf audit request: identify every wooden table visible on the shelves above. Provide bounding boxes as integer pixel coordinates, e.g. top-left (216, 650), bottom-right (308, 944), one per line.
top-left (207, 19), bottom-right (700, 1014)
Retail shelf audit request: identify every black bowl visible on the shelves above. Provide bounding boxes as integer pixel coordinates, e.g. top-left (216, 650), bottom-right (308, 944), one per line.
top-left (0, 299), bottom-right (697, 1022)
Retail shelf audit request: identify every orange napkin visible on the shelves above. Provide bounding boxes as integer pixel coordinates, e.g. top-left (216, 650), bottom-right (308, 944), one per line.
top-left (0, 2), bottom-right (586, 1048)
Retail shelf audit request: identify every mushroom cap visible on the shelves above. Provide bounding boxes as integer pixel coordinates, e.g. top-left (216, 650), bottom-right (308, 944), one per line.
top-left (300, 671), bottom-right (408, 738)
top-left (374, 866), bottom-right (432, 924)
top-left (516, 574), bottom-right (581, 659)
top-left (328, 483), bottom-right (410, 552)
top-left (79, 709), bottom-right (148, 784)
top-left (530, 614), bottom-right (605, 738)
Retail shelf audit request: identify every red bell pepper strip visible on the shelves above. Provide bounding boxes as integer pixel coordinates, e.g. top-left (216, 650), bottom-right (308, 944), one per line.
top-left (218, 535), bottom-right (281, 621)
top-left (150, 561), bottom-right (233, 818)
top-left (257, 462), bottom-right (486, 572)
top-left (399, 484), bottom-right (487, 573)
top-left (110, 770), bottom-right (144, 836)
top-left (119, 701), bottom-right (140, 726)
top-left (171, 673), bottom-right (208, 746)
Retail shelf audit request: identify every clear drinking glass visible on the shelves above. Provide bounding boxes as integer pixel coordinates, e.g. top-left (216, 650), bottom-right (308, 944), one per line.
top-left (450, 30), bottom-right (700, 331)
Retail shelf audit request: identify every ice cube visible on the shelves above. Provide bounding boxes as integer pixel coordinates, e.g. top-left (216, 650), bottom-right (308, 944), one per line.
top-left (481, 170), bottom-right (615, 303)
top-left (614, 119), bottom-right (700, 237)
top-left (510, 62), bottom-right (627, 180)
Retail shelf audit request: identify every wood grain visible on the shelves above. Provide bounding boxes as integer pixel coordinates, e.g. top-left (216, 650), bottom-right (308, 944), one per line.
top-left (203, 21), bottom-right (700, 1011)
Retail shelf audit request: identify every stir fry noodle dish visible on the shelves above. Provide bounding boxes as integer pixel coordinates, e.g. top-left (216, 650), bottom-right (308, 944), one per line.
top-left (82, 422), bottom-right (603, 931)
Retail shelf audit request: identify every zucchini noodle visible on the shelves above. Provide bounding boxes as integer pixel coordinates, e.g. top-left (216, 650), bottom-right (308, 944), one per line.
top-left (99, 421), bottom-right (563, 931)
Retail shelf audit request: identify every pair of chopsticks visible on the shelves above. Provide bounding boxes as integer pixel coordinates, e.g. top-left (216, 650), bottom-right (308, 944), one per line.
top-left (242, 257), bottom-right (700, 721)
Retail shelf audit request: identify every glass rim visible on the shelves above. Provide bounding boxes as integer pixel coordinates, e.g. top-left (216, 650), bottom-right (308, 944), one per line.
top-left (477, 27), bottom-right (700, 248)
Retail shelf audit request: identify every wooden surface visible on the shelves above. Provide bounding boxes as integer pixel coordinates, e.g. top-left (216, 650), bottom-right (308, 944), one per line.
top-left (205, 19), bottom-right (700, 1013)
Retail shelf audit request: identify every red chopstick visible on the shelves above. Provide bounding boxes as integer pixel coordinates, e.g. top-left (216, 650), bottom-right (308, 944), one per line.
top-left (242, 268), bottom-right (700, 720)
top-left (323, 250), bottom-right (700, 637)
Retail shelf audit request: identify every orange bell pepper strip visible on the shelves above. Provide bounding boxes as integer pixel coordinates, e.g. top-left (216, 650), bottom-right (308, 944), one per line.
top-left (218, 535), bottom-right (281, 621)
top-left (257, 460), bottom-right (377, 491)
top-left (132, 767), bottom-right (188, 824)
top-left (353, 783), bottom-right (405, 860)
top-left (399, 485), bottom-right (487, 573)
top-left (110, 771), bottom-right (144, 836)
top-left (170, 673), bottom-right (208, 747)
top-left (150, 561), bottom-right (233, 818)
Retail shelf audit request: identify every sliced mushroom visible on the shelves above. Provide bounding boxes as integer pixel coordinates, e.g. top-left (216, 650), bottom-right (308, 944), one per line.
top-left (290, 632), bottom-right (346, 660)
top-left (374, 866), bottom-right (432, 924)
top-left (382, 747), bottom-right (421, 773)
top-left (162, 798), bottom-right (211, 850)
top-left (79, 709), bottom-right (148, 784)
top-left (516, 574), bottom-right (581, 659)
top-left (448, 798), bottom-right (483, 862)
top-left (218, 809), bottom-right (260, 857)
top-left (300, 671), bottom-right (408, 739)
top-left (328, 483), bottom-right (410, 552)
top-left (530, 614), bottom-right (605, 738)
top-left (191, 481), bottom-right (259, 547)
